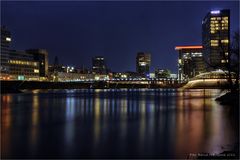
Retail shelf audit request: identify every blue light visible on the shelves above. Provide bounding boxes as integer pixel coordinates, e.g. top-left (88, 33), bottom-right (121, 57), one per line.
top-left (211, 10), bottom-right (220, 14)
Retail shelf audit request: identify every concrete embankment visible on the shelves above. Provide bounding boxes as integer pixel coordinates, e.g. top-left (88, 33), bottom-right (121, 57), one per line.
top-left (1, 80), bottom-right (184, 93)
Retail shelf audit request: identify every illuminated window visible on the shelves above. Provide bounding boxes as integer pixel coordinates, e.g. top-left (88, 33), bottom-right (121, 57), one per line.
top-left (225, 52), bottom-right (228, 56)
top-left (221, 60), bottom-right (226, 63)
top-left (211, 44), bottom-right (218, 47)
top-left (210, 17), bottom-right (216, 20)
top-left (217, 17), bottom-right (221, 20)
top-left (222, 17), bottom-right (228, 20)
top-left (34, 69), bottom-right (39, 73)
top-left (178, 59), bottom-right (182, 64)
top-left (6, 37), bottom-right (11, 42)
top-left (221, 39), bottom-right (229, 43)
top-left (211, 40), bottom-right (218, 43)
top-left (210, 40), bottom-right (218, 47)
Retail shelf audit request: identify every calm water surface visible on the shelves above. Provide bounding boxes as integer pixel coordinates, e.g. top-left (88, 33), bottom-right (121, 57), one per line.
top-left (1, 89), bottom-right (238, 158)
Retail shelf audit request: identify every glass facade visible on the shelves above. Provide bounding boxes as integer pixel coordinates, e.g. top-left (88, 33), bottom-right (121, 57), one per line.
top-left (202, 10), bottom-right (230, 71)
top-left (175, 46), bottom-right (205, 81)
top-left (136, 52), bottom-right (151, 77)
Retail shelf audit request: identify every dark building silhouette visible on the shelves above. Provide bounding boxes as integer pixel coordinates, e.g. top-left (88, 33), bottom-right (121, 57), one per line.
top-left (136, 52), bottom-right (151, 77)
top-left (26, 49), bottom-right (49, 78)
top-left (155, 69), bottom-right (171, 78)
top-left (202, 9), bottom-right (230, 71)
top-left (92, 56), bottom-right (107, 74)
top-left (175, 46), bottom-right (205, 81)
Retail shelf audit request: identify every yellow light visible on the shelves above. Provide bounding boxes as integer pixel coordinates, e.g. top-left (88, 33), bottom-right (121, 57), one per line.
top-left (95, 76), bottom-right (100, 80)
top-left (221, 39), bottom-right (229, 43)
top-left (210, 40), bottom-right (218, 43)
top-left (211, 43), bottom-right (218, 47)
top-left (223, 17), bottom-right (228, 20)
top-left (178, 59), bottom-right (182, 64)
top-left (34, 69), bottom-right (39, 73)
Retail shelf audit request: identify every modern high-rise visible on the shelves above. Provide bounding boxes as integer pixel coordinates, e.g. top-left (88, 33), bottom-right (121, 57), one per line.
top-left (136, 52), bottom-right (151, 77)
top-left (175, 46), bottom-right (205, 81)
top-left (92, 56), bottom-right (107, 74)
top-left (202, 9), bottom-right (230, 71)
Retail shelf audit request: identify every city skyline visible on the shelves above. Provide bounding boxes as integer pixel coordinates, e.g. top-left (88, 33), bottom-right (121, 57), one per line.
top-left (1, 1), bottom-right (239, 73)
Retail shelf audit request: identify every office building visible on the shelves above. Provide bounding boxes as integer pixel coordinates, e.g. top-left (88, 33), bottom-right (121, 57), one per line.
top-left (26, 49), bottom-right (49, 79)
top-left (92, 56), bottom-right (107, 74)
top-left (175, 45), bottom-right (205, 81)
top-left (202, 9), bottom-right (230, 70)
top-left (136, 52), bottom-right (151, 77)
top-left (0, 26), bottom-right (11, 76)
top-left (155, 69), bottom-right (171, 78)
top-left (8, 50), bottom-right (40, 80)
top-left (1, 26), bottom-right (39, 80)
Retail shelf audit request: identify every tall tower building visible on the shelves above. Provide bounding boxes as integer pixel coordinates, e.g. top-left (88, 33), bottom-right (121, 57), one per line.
top-left (136, 52), bottom-right (151, 77)
top-left (202, 9), bottom-right (230, 71)
top-left (92, 56), bottom-right (107, 74)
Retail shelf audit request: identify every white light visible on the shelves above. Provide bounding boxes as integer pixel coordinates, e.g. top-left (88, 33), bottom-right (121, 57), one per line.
top-left (139, 62), bottom-right (146, 66)
top-left (211, 10), bottom-right (220, 14)
top-left (6, 37), bottom-right (11, 42)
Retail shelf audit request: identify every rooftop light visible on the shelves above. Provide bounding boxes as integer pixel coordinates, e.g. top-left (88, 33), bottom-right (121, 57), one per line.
top-left (211, 10), bottom-right (220, 14)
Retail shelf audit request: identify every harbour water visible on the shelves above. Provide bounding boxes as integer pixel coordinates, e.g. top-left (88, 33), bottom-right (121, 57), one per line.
top-left (1, 89), bottom-right (238, 158)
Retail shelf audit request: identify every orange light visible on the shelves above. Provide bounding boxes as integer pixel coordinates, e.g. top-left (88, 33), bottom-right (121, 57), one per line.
top-left (175, 46), bottom-right (203, 50)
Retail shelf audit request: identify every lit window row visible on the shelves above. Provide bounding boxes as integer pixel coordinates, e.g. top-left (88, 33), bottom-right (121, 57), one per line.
top-left (211, 40), bottom-right (218, 43)
top-left (221, 23), bottom-right (228, 26)
top-left (210, 17), bottom-right (221, 20)
top-left (221, 39), bottom-right (229, 43)
top-left (211, 43), bottom-right (218, 46)
top-left (222, 17), bottom-right (228, 20)
top-left (221, 20), bottom-right (228, 23)
top-left (210, 40), bottom-right (218, 47)
top-left (221, 59), bottom-right (228, 63)
top-left (9, 60), bottom-right (38, 66)
top-left (210, 20), bottom-right (220, 24)
top-left (34, 69), bottom-right (39, 73)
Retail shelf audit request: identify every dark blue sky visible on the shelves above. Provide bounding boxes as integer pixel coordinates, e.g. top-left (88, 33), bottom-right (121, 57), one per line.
top-left (1, 1), bottom-right (239, 73)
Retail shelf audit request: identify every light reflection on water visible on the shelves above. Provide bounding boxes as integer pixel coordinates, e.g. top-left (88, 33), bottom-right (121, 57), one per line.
top-left (1, 89), bottom-right (237, 158)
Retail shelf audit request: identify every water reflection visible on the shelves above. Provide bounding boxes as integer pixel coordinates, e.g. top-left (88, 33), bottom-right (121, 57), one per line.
top-left (1, 89), bottom-right (238, 158)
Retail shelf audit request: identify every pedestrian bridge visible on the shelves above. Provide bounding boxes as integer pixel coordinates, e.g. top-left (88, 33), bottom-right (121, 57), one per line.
top-left (183, 70), bottom-right (236, 89)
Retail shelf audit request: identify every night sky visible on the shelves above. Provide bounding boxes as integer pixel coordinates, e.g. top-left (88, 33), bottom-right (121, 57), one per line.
top-left (1, 1), bottom-right (239, 73)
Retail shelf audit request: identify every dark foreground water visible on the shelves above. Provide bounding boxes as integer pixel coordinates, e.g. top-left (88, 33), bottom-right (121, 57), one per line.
top-left (1, 89), bottom-right (238, 159)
